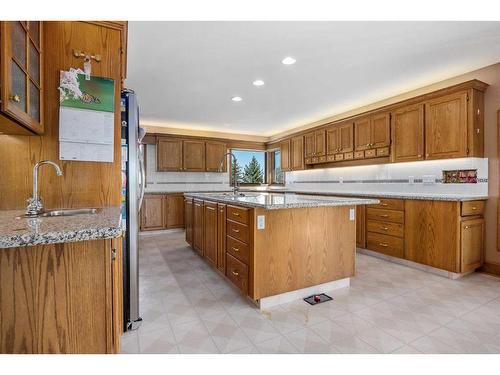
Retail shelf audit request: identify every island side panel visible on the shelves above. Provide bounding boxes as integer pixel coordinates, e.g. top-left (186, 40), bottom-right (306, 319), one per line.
top-left (252, 206), bottom-right (356, 300)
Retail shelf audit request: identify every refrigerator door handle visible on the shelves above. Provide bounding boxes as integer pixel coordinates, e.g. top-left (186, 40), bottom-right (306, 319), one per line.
top-left (138, 144), bottom-right (146, 211)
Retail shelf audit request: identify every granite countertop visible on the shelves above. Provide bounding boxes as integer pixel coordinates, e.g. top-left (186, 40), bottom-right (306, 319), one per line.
top-left (184, 192), bottom-right (379, 209)
top-left (238, 189), bottom-right (488, 202)
top-left (0, 206), bottom-right (122, 249)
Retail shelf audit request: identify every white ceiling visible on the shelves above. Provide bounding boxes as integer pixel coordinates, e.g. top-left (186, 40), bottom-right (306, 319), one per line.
top-left (126, 21), bottom-right (500, 137)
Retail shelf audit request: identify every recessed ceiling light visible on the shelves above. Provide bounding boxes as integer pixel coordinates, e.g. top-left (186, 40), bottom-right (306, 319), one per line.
top-left (281, 56), bottom-right (296, 65)
top-left (231, 96), bottom-right (243, 102)
top-left (253, 79), bottom-right (265, 86)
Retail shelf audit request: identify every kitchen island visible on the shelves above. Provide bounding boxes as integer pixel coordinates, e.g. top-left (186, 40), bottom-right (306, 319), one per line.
top-left (184, 192), bottom-right (378, 308)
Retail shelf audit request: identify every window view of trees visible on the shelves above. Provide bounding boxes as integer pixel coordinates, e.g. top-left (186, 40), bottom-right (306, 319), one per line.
top-left (231, 150), bottom-right (265, 184)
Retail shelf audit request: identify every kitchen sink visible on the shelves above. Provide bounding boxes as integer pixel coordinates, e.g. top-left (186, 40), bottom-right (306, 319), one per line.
top-left (18, 208), bottom-right (99, 219)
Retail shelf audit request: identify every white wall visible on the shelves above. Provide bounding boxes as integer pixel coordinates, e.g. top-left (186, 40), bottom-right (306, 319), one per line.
top-left (145, 144), bottom-right (230, 192)
top-left (285, 158), bottom-right (488, 197)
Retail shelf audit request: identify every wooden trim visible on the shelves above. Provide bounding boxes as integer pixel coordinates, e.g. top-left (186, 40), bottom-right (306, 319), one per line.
top-left (149, 132), bottom-right (266, 150)
top-left (478, 262), bottom-right (500, 277)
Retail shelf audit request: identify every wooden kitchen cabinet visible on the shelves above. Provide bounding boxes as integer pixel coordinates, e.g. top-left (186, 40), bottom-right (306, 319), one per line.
top-left (391, 103), bottom-right (424, 163)
top-left (370, 113), bottom-right (390, 148)
top-left (205, 141), bottom-right (227, 172)
top-left (185, 197), bottom-right (193, 245)
top-left (304, 132), bottom-right (315, 158)
top-left (280, 139), bottom-right (291, 172)
top-left (166, 193), bottom-right (184, 228)
top-left (290, 135), bottom-right (305, 170)
top-left (425, 91), bottom-right (468, 160)
top-left (183, 140), bottom-right (206, 171)
top-left (354, 117), bottom-right (371, 151)
top-left (193, 199), bottom-right (204, 255)
top-left (326, 121), bottom-right (354, 162)
top-left (203, 202), bottom-right (218, 266)
top-left (0, 21), bottom-right (44, 135)
top-left (460, 218), bottom-right (484, 273)
top-left (217, 204), bottom-right (226, 273)
top-left (111, 237), bottom-right (123, 354)
top-left (157, 137), bottom-right (183, 171)
top-left (356, 204), bottom-right (366, 248)
top-left (140, 194), bottom-right (165, 230)
top-left (304, 130), bottom-right (326, 159)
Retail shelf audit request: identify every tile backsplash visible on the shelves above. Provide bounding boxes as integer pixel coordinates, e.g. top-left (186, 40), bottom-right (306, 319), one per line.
top-left (285, 158), bottom-right (488, 196)
top-left (145, 145), bottom-right (230, 192)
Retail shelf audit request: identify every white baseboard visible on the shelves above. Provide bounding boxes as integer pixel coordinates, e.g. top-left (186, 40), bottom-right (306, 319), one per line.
top-left (258, 277), bottom-right (350, 310)
top-left (357, 248), bottom-right (475, 279)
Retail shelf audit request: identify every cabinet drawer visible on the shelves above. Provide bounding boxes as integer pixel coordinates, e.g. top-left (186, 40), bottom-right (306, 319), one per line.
top-left (366, 208), bottom-right (404, 223)
top-left (305, 157), bottom-right (312, 164)
top-left (354, 151), bottom-right (364, 159)
top-left (344, 152), bottom-right (354, 160)
top-left (327, 155), bottom-right (335, 162)
top-left (335, 153), bottom-right (344, 161)
top-left (365, 149), bottom-right (376, 158)
top-left (227, 205), bottom-right (250, 225)
top-left (377, 147), bottom-right (389, 156)
top-left (227, 219), bottom-right (249, 243)
top-left (371, 198), bottom-right (404, 211)
top-left (318, 156), bottom-right (326, 163)
top-left (367, 232), bottom-right (403, 258)
top-left (367, 220), bottom-right (404, 238)
top-left (461, 200), bottom-right (485, 216)
top-left (226, 235), bottom-right (249, 264)
top-left (226, 253), bottom-right (248, 294)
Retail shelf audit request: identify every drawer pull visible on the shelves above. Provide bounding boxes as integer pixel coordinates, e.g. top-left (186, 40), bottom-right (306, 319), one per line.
top-left (381, 227), bottom-right (389, 231)
top-left (232, 212), bottom-right (240, 216)
top-left (232, 247), bottom-right (239, 252)
top-left (380, 214), bottom-right (389, 218)
top-left (9, 94), bottom-right (21, 103)
top-left (231, 270), bottom-right (239, 276)
top-left (232, 228), bottom-right (240, 233)
top-left (472, 207), bottom-right (477, 210)
top-left (464, 226), bottom-right (470, 229)
top-left (380, 203), bottom-right (388, 206)
top-left (378, 243), bottom-right (388, 247)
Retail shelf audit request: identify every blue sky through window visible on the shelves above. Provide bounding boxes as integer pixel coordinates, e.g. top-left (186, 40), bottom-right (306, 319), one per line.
top-left (232, 150), bottom-right (265, 171)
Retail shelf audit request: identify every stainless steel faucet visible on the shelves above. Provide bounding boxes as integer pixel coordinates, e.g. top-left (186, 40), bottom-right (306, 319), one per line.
top-left (219, 151), bottom-right (240, 195)
top-left (26, 160), bottom-right (63, 217)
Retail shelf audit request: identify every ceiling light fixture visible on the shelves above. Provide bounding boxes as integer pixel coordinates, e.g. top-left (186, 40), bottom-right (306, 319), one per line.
top-left (281, 56), bottom-right (296, 65)
top-left (252, 79), bottom-right (265, 86)
top-left (231, 96), bottom-right (243, 102)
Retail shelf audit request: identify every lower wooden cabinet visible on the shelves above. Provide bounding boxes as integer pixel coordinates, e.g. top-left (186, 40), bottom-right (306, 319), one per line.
top-left (185, 197), bottom-right (193, 245)
top-left (0, 238), bottom-right (123, 353)
top-left (193, 199), bottom-right (204, 255)
top-left (355, 205), bottom-right (366, 248)
top-left (140, 193), bottom-right (185, 231)
top-left (203, 202), bottom-right (218, 266)
top-left (217, 204), bottom-right (226, 273)
top-left (460, 217), bottom-right (484, 273)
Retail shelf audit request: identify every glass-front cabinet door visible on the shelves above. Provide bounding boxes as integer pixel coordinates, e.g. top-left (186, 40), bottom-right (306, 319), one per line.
top-left (1, 21), bottom-right (43, 133)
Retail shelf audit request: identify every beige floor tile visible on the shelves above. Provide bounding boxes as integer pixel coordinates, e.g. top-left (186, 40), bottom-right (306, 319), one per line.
top-left (355, 327), bottom-right (405, 353)
top-left (254, 336), bottom-right (299, 354)
top-left (284, 328), bottom-right (339, 353)
top-left (138, 327), bottom-right (178, 354)
top-left (202, 313), bottom-right (253, 353)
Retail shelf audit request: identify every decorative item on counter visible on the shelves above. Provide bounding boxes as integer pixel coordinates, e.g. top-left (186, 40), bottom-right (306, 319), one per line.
top-left (442, 169), bottom-right (477, 183)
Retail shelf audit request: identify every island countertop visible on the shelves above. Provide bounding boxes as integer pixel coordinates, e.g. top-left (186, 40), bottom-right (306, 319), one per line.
top-left (0, 206), bottom-right (122, 249)
top-left (184, 192), bottom-right (379, 209)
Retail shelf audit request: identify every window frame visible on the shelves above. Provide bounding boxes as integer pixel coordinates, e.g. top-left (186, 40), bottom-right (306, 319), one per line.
top-left (229, 148), bottom-right (268, 186)
top-left (268, 148), bottom-right (285, 186)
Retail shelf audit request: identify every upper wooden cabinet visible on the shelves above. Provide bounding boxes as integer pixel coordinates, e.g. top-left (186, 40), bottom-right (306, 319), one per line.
top-left (391, 103), bottom-right (424, 163)
top-left (280, 139), bottom-right (291, 172)
top-left (290, 135), bottom-right (305, 170)
top-left (205, 141), bottom-right (227, 172)
top-left (354, 113), bottom-right (390, 151)
top-left (0, 21), bottom-right (44, 135)
top-left (156, 136), bottom-right (226, 172)
top-left (327, 122), bottom-right (353, 155)
top-left (425, 91), bottom-right (468, 160)
top-left (157, 137), bottom-right (183, 171)
top-left (304, 130), bottom-right (325, 157)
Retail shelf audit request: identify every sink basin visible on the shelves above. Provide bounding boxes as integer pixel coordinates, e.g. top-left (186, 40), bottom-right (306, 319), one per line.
top-left (17, 208), bottom-right (99, 219)
top-left (40, 208), bottom-right (99, 217)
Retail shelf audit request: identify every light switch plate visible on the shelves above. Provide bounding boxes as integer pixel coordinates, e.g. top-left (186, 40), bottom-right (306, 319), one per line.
top-left (409, 175), bottom-right (414, 185)
top-left (423, 175), bottom-right (436, 185)
top-left (349, 208), bottom-right (355, 221)
top-left (257, 215), bottom-right (265, 230)
top-left (339, 177), bottom-right (344, 184)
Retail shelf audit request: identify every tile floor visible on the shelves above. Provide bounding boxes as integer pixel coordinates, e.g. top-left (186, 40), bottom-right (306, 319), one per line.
top-left (121, 231), bottom-right (500, 354)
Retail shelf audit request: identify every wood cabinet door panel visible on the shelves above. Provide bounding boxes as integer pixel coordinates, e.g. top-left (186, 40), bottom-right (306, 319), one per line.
top-left (315, 130), bottom-right (326, 156)
top-left (367, 220), bottom-right (404, 237)
top-left (157, 138), bottom-right (183, 171)
top-left (184, 198), bottom-right (193, 245)
top-left (217, 204), bottom-right (226, 273)
top-left (371, 112), bottom-right (390, 148)
top-left (140, 195), bottom-right (165, 230)
top-left (227, 220), bottom-right (249, 243)
top-left (356, 205), bottom-right (366, 248)
top-left (425, 92), bottom-right (468, 159)
top-left (193, 199), bottom-right (204, 255)
top-left (392, 104), bottom-right (424, 162)
top-left (225, 253), bottom-right (248, 294)
top-left (339, 122), bottom-right (354, 152)
top-left (280, 139), bottom-right (291, 171)
top-left (367, 232), bottom-right (403, 258)
top-left (203, 202), bottom-right (217, 266)
top-left (404, 200), bottom-right (460, 272)
top-left (354, 117), bottom-right (371, 150)
top-left (461, 200), bottom-right (485, 216)
top-left (371, 198), bottom-right (404, 211)
top-left (226, 235), bottom-right (249, 264)
top-left (461, 218), bottom-right (484, 273)
top-left (227, 205), bottom-right (249, 225)
top-left (326, 126), bottom-right (340, 155)
top-left (304, 132), bottom-right (315, 157)
top-left (290, 136), bottom-right (304, 170)
top-left (166, 194), bottom-right (184, 228)
top-left (366, 208), bottom-right (403, 224)
top-left (183, 140), bottom-right (206, 171)
top-left (205, 141), bottom-right (226, 172)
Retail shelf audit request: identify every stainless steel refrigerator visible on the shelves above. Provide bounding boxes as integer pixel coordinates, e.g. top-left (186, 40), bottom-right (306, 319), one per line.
top-left (121, 89), bottom-right (144, 331)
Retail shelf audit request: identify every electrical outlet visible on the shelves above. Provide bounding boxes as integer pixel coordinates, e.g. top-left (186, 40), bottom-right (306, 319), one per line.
top-left (409, 176), bottom-right (414, 185)
top-left (257, 215), bottom-right (265, 230)
top-left (423, 175), bottom-right (436, 185)
top-left (349, 208), bottom-right (355, 221)
top-left (339, 177), bottom-right (344, 184)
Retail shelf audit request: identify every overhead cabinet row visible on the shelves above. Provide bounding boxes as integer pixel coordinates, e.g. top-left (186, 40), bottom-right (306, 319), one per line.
top-left (156, 137), bottom-right (227, 172)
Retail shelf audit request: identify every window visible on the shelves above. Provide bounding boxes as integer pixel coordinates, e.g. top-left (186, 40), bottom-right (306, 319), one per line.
top-left (271, 150), bottom-right (284, 184)
top-left (230, 149), bottom-right (267, 185)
